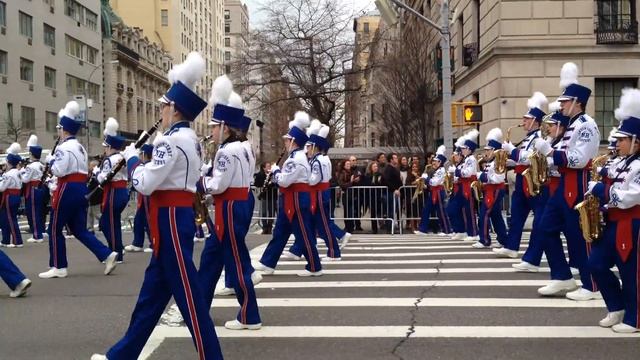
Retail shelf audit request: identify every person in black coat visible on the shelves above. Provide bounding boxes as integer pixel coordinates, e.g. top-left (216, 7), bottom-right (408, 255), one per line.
top-left (382, 153), bottom-right (402, 231)
top-left (255, 162), bottom-right (277, 234)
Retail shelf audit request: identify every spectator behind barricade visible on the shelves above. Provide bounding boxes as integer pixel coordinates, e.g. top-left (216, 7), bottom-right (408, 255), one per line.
top-left (255, 162), bottom-right (277, 234)
top-left (363, 161), bottom-right (384, 234)
top-left (382, 153), bottom-right (402, 232)
top-left (348, 155), bottom-right (364, 231)
top-left (86, 158), bottom-right (102, 234)
top-left (376, 152), bottom-right (387, 172)
top-left (333, 160), bottom-right (345, 209)
top-left (403, 161), bottom-right (422, 232)
top-left (337, 159), bottom-right (362, 233)
top-left (399, 156), bottom-right (409, 185)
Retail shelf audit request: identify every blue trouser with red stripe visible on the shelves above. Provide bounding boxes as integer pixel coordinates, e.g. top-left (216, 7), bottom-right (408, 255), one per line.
top-left (446, 187), bottom-right (465, 234)
top-left (589, 218), bottom-right (640, 328)
top-left (1, 194), bottom-right (22, 246)
top-left (132, 196), bottom-right (150, 248)
top-left (48, 182), bottom-right (112, 269)
top-left (519, 184), bottom-right (550, 266)
top-left (100, 187), bottom-right (129, 262)
top-left (199, 199), bottom-right (261, 325)
top-left (478, 188), bottom-right (508, 246)
top-left (0, 249), bottom-right (26, 290)
top-left (418, 188), bottom-right (451, 234)
top-left (261, 192), bottom-right (321, 272)
top-left (539, 171), bottom-right (597, 291)
top-left (290, 190), bottom-right (341, 258)
top-left (504, 174), bottom-right (546, 262)
top-left (25, 185), bottom-right (46, 240)
top-left (107, 206), bottom-right (222, 360)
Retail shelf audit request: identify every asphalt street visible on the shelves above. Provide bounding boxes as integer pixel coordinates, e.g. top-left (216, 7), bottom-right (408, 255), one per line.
top-left (1, 228), bottom-right (639, 360)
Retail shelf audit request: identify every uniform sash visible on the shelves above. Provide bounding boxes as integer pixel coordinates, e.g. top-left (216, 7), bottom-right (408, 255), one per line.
top-left (280, 183), bottom-right (313, 221)
top-left (212, 187), bottom-right (249, 240)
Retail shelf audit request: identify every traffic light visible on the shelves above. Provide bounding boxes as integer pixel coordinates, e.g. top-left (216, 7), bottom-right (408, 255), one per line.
top-left (463, 105), bottom-right (482, 123)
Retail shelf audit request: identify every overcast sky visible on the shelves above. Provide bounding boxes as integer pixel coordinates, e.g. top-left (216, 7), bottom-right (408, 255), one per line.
top-left (242, 0), bottom-right (377, 25)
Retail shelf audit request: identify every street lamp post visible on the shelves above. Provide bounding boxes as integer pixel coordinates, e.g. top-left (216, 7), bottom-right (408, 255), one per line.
top-left (84, 60), bottom-right (118, 155)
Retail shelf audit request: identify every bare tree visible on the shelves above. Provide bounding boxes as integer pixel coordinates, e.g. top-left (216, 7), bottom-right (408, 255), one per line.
top-left (0, 114), bottom-right (29, 149)
top-left (237, 0), bottom-right (366, 144)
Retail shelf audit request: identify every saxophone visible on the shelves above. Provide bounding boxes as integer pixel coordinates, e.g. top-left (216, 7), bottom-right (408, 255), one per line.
top-left (194, 135), bottom-right (215, 226)
top-left (412, 164), bottom-right (432, 202)
top-left (522, 149), bottom-right (548, 197)
top-left (574, 154), bottom-right (609, 242)
top-left (494, 148), bottom-right (508, 174)
top-left (471, 155), bottom-right (484, 201)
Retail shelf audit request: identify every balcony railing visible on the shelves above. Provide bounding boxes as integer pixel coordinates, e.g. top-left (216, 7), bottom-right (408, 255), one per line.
top-left (595, 15), bottom-right (638, 44)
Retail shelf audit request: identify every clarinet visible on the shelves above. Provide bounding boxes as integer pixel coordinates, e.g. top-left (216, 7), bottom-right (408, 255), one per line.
top-left (258, 149), bottom-right (287, 199)
top-left (85, 118), bottom-right (162, 199)
top-left (40, 137), bottom-right (61, 186)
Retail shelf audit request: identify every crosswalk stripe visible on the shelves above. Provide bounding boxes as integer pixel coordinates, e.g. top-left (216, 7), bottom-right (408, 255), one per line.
top-left (334, 251), bottom-right (565, 258)
top-left (277, 258), bottom-right (538, 265)
top-left (266, 267), bottom-right (551, 275)
top-left (254, 279), bottom-right (566, 289)
top-left (338, 245), bottom-right (520, 250)
top-left (212, 297), bottom-right (604, 308)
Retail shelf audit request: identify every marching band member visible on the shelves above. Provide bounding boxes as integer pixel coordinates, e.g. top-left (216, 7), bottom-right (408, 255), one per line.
top-left (447, 138), bottom-right (468, 240)
top-left (98, 118), bottom-right (129, 263)
top-left (456, 129), bottom-right (480, 241)
top-left (255, 112), bottom-right (323, 277)
top-left (0, 248), bottom-right (31, 297)
top-left (39, 101), bottom-right (118, 279)
top-left (587, 88), bottom-right (640, 333)
top-left (125, 143), bottom-right (154, 253)
top-left (93, 52), bottom-right (223, 360)
top-left (415, 145), bottom-right (452, 236)
top-left (0, 143), bottom-right (25, 247)
top-left (472, 128), bottom-right (507, 249)
top-left (198, 76), bottom-right (261, 330)
top-left (496, 92), bottom-right (548, 259)
top-left (534, 62), bottom-right (601, 300)
top-left (21, 135), bottom-right (46, 243)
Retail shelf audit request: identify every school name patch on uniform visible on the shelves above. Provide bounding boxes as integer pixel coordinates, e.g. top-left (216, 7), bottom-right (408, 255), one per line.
top-left (578, 128), bottom-right (595, 142)
top-left (217, 154), bottom-right (231, 172)
top-left (153, 141), bottom-right (173, 166)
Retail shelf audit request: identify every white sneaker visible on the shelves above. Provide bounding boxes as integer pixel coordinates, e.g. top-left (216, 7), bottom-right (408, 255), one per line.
top-left (252, 261), bottom-right (275, 275)
top-left (193, 237), bottom-right (205, 243)
top-left (494, 248), bottom-right (518, 259)
top-left (323, 257), bottom-right (341, 262)
top-left (104, 252), bottom-right (118, 275)
top-left (38, 267), bottom-right (68, 279)
top-left (251, 271), bottom-right (263, 285)
top-left (451, 233), bottom-right (466, 240)
top-left (437, 232), bottom-right (447, 236)
top-left (15, 244), bottom-right (23, 248)
top-left (26, 238), bottom-right (37, 243)
top-left (413, 230), bottom-right (427, 235)
top-left (224, 319), bottom-right (262, 330)
top-left (512, 261), bottom-right (539, 273)
top-left (490, 243), bottom-right (503, 249)
top-left (214, 287), bottom-right (235, 296)
top-left (339, 232), bottom-right (352, 249)
top-left (91, 354), bottom-right (108, 360)
top-left (9, 278), bottom-right (32, 298)
top-left (124, 245), bottom-right (143, 252)
top-left (463, 235), bottom-right (480, 242)
top-left (288, 234), bottom-right (296, 241)
top-left (6, 244), bottom-right (15, 248)
top-left (566, 288), bottom-right (603, 301)
top-left (537, 279), bottom-right (578, 296)
top-left (298, 270), bottom-right (323, 277)
top-left (281, 251), bottom-right (301, 261)
top-left (33, 238), bottom-right (44, 243)
top-left (143, 247), bottom-right (153, 253)
top-left (612, 323), bottom-right (640, 333)
top-left (599, 310), bottom-right (625, 328)
top-left (471, 242), bottom-right (489, 249)
top-left (570, 267), bottom-right (579, 276)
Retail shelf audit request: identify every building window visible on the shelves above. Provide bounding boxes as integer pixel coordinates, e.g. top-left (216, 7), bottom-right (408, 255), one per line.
top-left (89, 120), bottom-right (101, 138)
top-left (64, 0), bottom-right (98, 31)
top-left (224, 9), bottom-right (230, 20)
top-left (21, 106), bottom-right (35, 130)
top-left (225, 64), bottom-right (231, 74)
top-left (46, 111), bottom-right (58, 133)
top-left (0, 50), bottom-right (6, 75)
top-left (88, 82), bottom-right (99, 102)
top-left (20, 58), bottom-right (33, 82)
top-left (161, 9), bottom-right (169, 26)
top-left (224, 51), bottom-right (231, 61)
top-left (85, 10), bottom-right (97, 31)
top-left (0, 1), bottom-right (6, 27)
top-left (224, 37), bottom-right (230, 47)
top-left (66, 74), bottom-right (83, 95)
top-left (595, 78), bottom-right (638, 140)
top-left (65, 35), bottom-right (98, 64)
top-left (44, 24), bottom-right (56, 48)
top-left (19, 11), bottom-right (33, 38)
top-left (225, 23), bottom-right (230, 33)
top-left (597, 0), bottom-right (634, 30)
top-left (45, 67), bottom-right (56, 89)
top-left (363, 22), bottom-right (370, 33)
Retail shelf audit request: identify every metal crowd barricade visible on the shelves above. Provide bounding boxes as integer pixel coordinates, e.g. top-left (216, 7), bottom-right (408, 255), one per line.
top-left (395, 185), bottom-right (426, 235)
top-left (331, 185), bottom-right (395, 234)
top-left (250, 185), bottom-right (279, 232)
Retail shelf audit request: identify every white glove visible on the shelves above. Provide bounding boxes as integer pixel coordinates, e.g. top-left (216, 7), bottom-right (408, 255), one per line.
top-left (270, 165), bottom-right (280, 173)
top-left (502, 142), bottom-right (515, 153)
top-left (476, 172), bottom-right (483, 178)
top-left (123, 143), bottom-right (139, 161)
top-left (421, 173), bottom-right (429, 180)
top-left (92, 166), bottom-right (100, 176)
top-left (534, 139), bottom-right (553, 156)
top-left (45, 154), bottom-right (54, 163)
top-left (447, 166), bottom-right (456, 174)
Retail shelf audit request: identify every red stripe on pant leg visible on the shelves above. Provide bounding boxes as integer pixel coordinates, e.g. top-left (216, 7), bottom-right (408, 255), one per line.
top-left (470, 198), bottom-right (478, 235)
top-left (52, 183), bottom-right (67, 268)
top-left (295, 195), bottom-right (316, 272)
top-left (110, 190), bottom-right (116, 252)
top-left (318, 195), bottom-right (335, 258)
top-left (31, 189), bottom-right (37, 237)
top-left (227, 201), bottom-right (249, 324)
top-left (636, 231), bottom-right (639, 327)
top-left (6, 198), bottom-right (16, 245)
top-left (169, 208), bottom-right (205, 360)
top-left (483, 207), bottom-right (490, 245)
top-left (438, 197), bottom-right (451, 233)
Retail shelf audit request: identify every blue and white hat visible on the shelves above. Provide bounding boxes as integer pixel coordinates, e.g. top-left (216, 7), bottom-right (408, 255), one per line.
top-left (607, 127), bottom-right (619, 150)
top-left (484, 128), bottom-right (503, 150)
top-left (159, 52), bottom-right (207, 121)
top-left (454, 136), bottom-right (465, 154)
top-left (5, 143), bottom-right (21, 166)
top-left (557, 62), bottom-right (591, 105)
top-left (208, 75), bottom-right (248, 130)
top-left (435, 145), bottom-right (446, 163)
top-left (461, 129), bottom-right (479, 152)
top-left (544, 101), bottom-right (570, 128)
top-left (102, 117), bottom-right (126, 150)
top-left (27, 135), bottom-right (42, 159)
top-left (307, 120), bottom-right (331, 152)
top-left (57, 101), bottom-right (82, 134)
top-left (284, 112), bottom-right (311, 146)
top-left (524, 92), bottom-right (548, 122)
top-left (613, 88), bottom-right (640, 139)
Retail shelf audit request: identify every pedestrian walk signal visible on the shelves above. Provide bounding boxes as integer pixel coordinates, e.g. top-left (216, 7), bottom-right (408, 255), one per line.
top-left (463, 105), bottom-right (482, 123)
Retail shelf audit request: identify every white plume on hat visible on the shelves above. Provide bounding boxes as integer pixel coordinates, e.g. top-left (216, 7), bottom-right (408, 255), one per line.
top-left (104, 117), bottom-right (119, 137)
top-left (289, 111), bottom-right (311, 130)
top-left (608, 127), bottom-right (618, 143)
top-left (486, 128), bottom-right (503, 143)
top-left (209, 75), bottom-right (233, 106)
top-left (464, 129), bottom-right (479, 144)
top-left (318, 124), bottom-right (330, 139)
top-left (454, 136), bottom-right (465, 148)
top-left (614, 88), bottom-right (640, 121)
top-left (527, 92), bottom-right (548, 110)
top-left (436, 145), bottom-right (446, 156)
top-left (27, 135), bottom-right (38, 147)
top-left (59, 101), bottom-right (81, 120)
top-left (548, 101), bottom-right (561, 113)
top-left (6, 142), bottom-right (21, 155)
top-left (167, 51), bottom-right (206, 90)
top-left (559, 62), bottom-right (579, 89)
top-left (307, 119), bottom-right (322, 137)
top-left (227, 92), bottom-right (243, 110)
